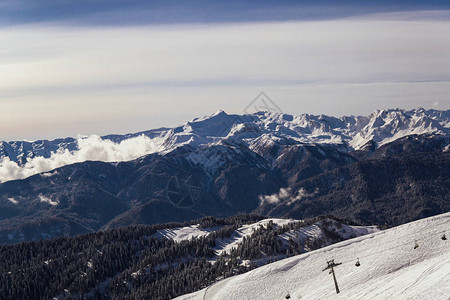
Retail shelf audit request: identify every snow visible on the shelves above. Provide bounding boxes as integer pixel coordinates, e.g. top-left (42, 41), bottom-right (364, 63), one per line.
top-left (152, 219), bottom-right (296, 248)
top-left (7, 197), bottom-right (18, 205)
top-left (180, 108), bottom-right (449, 174)
top-left (152, 218), bottom-right (379, 261)
top-left (176, 212), bottom-right (450, 300)
top-left (1, 108), bottom-right (448, 183)
top-left (278, 223), bottom-right (379, 249)
top-left (153, 224), bottom-right (222, 242)
top-left (39, 194), bottom-right (58, 206)
top-left (214, 219), bottom-right (296, 255)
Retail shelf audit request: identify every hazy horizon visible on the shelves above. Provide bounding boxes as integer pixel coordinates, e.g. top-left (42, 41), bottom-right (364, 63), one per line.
top-left (1, 1), bottom-right (449, 141)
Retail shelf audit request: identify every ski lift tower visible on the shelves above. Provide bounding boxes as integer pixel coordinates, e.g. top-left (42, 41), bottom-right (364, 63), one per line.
top-left (323, 259), bottom-right (342, 294)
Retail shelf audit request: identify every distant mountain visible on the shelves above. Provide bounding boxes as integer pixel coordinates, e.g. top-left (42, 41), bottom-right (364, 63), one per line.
top-left (0, 108), bottom-right (449, 244)
top-left (1, 108), bottom-right (448, 168)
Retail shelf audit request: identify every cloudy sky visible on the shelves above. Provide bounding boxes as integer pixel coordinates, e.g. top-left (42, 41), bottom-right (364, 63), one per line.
top-left (1, 0), bottom-right (449, 141)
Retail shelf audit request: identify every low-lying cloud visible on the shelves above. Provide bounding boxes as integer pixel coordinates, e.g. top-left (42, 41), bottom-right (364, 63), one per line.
top-left (0, 135), bottom-right (161, 183)
top-left (259, 187), bottom-right (319, 206)
top-left (259, 187), bottom-right (291, 205)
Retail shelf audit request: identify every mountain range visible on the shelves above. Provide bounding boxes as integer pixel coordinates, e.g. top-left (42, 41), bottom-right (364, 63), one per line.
top-left (0, 108), bottom-right (449, 244)
top-left (1, 108), bottom-right (449, 166)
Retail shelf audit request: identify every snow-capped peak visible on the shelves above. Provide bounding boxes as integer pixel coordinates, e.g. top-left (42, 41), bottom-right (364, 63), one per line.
top-left (1, 108), bottom-right (448, 182)
top-left (162, 108), bottom-right (449, 152)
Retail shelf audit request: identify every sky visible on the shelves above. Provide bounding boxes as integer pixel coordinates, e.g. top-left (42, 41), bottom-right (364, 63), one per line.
top-left (1, 0), bottom-right (449, 141)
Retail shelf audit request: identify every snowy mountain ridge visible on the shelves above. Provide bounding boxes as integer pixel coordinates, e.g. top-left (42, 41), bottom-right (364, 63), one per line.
top-left (1, 108), bottom-right (448, 165)
top-left (177, 212), bottom-right (450, 300)
top-left (0, 108), bottom-right (448, 183)
top-left (161, 108), bottom-right (450, 152)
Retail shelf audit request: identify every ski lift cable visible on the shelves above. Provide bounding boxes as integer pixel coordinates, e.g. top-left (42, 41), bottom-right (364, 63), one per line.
top-left (333, 232), bottom-right (449, 266)
top-left (308, 242), bottom-right (449, 286)
top-left (289, 244), bottom-right (449, 288)
top-left (295, 220), bottom-right (449, 264)
top-left (321, 222), bottom-right (449, 259)
top-left (353, 219), bottom-right (450, 244)
top-left (281, 226), bottom-right (449, 280)
top-left (338, 245), bottom-right (448, 267)
top-left (317, 224), bottom-right (449, 267)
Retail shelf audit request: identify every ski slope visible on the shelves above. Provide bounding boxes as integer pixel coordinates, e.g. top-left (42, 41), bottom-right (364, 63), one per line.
top-left (152, 224), bottom-right (222, 242)
top-left (153, 218), bottom-right (378, 256)
top-left (152, 219), bottom-right (295, 242)
top-left (176, 213), bottom-right (450, 300)
top-left (212, 219), bottom-right (295, 255)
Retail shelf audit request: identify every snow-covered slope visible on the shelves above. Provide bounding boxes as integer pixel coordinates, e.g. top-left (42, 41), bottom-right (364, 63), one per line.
top-left (153, 219), bottom-right (298, 254)
top-left (153, 224), bottom-right (223, 242)
top-left (214, 219), bottom-right (296, 255)
top-left (176, 212), bottom-right (450, 300)
top-left (153, 218), bottom-right (379, 258)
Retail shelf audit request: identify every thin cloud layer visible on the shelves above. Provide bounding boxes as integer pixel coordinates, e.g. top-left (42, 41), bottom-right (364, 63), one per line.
top-left (0, 135), bottom-right (161, 183)
top-left (3, 15), bottom-right (449, 90)
top-left (1, 10), bottom-right (449, 140)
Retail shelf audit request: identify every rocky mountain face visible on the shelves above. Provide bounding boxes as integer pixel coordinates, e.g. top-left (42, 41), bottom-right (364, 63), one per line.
top-left (0, 108), bottom-right (449, 244)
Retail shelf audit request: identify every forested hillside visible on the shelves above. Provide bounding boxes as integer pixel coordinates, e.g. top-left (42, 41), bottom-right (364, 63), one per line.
top-left (0, 214), bottom-right (375, 299)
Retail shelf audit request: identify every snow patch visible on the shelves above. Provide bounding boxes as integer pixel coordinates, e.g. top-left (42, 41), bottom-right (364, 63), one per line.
top-left (215, 219), bottom-right (297, 256)
top-left (7, 197), bottom-right (18, 205)
top-left (153, 225), bottom-right (221, 242)
top-left (39, 194), bottom-right (58, 206)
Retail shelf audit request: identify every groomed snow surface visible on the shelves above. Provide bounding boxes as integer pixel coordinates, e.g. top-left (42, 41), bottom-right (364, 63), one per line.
top-left (176, 213), bottom-right (450, 300)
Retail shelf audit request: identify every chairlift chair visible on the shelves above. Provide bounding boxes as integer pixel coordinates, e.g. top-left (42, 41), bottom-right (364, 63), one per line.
top-left (355, 258), bottom-right (361, 267)
top-left (442, 233), bottom-right (447, 241)
top-left (414, 240), bottom-right (419, 249)
top-left (285, 292), bottom-right (291, 299)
